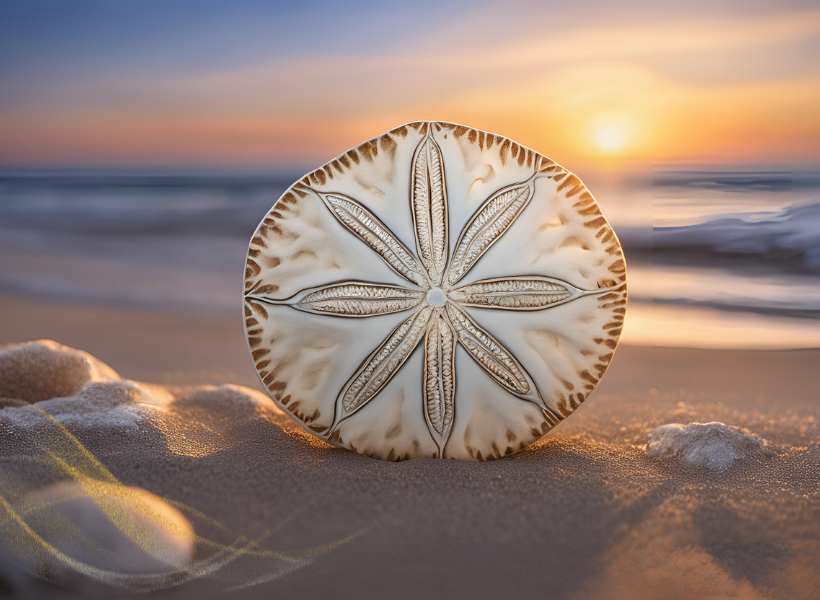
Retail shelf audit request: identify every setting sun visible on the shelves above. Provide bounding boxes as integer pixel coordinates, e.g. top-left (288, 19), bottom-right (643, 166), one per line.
top-left (590, 115), bottom-right (636, 156)
top-left (594, 123), bottom-right (628, 154)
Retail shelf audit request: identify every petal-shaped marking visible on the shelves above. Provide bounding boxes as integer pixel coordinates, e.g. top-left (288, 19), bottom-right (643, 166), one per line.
top-left (335, 306), bottom-right (433, 423)
top-left (447, 177), bottom-right (536, 286)
top-left (410, 132), bottom-right (448, 283)
top-left (445, 302), bottom-right (542, 406)
top-left (318, 191), bottom-right (428, 286)
top-left (247, 281), bottom-right (424, 318)
top-left (450, 275), bottom-right (592, 311)
top-left (423, 311), bottom-right (456, 454)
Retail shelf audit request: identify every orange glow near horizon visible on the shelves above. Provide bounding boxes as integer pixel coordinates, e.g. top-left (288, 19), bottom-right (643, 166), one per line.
top-left (1, 7), bottom-right (819, 171)
top-left (3, 74), bottom-right (818, 172)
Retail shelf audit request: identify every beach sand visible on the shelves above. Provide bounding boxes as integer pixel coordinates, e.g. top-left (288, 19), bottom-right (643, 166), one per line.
top-left (1, 293), bottom-right (818, 599)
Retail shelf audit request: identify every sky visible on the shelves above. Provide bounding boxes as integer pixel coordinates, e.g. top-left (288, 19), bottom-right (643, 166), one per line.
top-left (1, 0), bottom-right (819, 172)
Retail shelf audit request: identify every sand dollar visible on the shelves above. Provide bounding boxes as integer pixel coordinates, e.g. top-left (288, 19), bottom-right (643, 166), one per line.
top-left (244, 121), bottom-right (626, 460)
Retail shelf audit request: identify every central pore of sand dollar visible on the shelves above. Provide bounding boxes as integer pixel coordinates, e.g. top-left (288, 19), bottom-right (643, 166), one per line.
top-left (426, 287), bottom-right (447, 306)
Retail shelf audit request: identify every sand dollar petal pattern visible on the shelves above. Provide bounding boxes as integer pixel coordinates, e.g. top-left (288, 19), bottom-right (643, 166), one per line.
top-left (244, 121), bottom-right (627, 460)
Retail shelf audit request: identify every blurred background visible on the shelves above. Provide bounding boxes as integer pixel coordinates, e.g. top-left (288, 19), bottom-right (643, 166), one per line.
top-left (2, 0), bottom-right (819, 349)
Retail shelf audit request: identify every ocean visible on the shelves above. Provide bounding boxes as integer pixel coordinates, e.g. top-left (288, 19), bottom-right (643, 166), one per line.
top-left (2, 168), bottom-right (819, 349)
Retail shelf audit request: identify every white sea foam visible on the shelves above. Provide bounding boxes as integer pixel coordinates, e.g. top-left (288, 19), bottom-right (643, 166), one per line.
top-left (0, 340), bottom-right (277, 435)
top-left (646, 422), bottom-right (772, 472)
top-left (0, 383), bottom-right (152, 431)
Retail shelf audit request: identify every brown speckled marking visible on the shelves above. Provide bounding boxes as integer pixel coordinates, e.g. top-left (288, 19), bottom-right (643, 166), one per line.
top-left (385, 422), bottom-right (402, 440)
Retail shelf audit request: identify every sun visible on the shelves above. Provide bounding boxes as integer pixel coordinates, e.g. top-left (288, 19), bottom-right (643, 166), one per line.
top-left (594, 123), bottom-right (627, 154)
top-left (589, 114), bottom-right (636, 156)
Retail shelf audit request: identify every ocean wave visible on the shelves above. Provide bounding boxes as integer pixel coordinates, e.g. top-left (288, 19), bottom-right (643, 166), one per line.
top-left (629, 296), bottom-right (820, 320)
top-left (3, 173), bottom-right (820, 274)
top-left (621, 201), bottom-right (820, 274)
top-left (0, 173), bottom-right (292, 237)
top-left (649, 169), bottom-right (820, 191)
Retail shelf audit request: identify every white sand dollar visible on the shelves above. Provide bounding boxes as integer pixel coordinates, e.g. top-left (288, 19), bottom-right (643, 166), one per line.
top-left (244, 121), bottom-right (627, 460)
